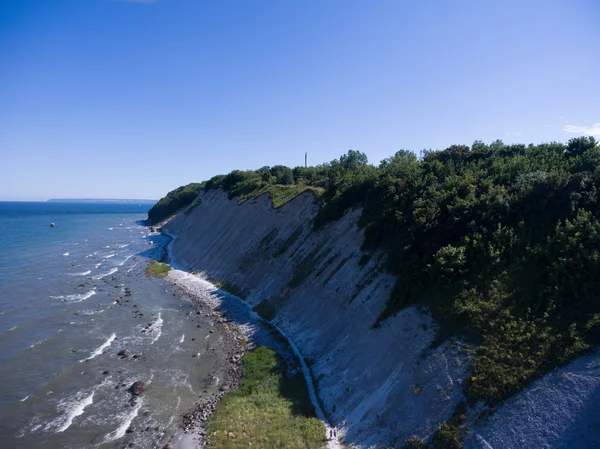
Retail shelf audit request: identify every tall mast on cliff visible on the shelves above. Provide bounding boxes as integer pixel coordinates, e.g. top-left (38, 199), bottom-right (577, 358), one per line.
top-left (305, 152), bottom-right (307, 168)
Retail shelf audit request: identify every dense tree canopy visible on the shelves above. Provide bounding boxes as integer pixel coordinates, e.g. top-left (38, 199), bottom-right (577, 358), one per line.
top-left (147, 182), bottom-right (204, 224)
top-left (151, 137), bottom-right (600, 405)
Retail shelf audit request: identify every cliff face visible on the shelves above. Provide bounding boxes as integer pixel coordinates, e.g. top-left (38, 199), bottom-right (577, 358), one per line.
top-left (164, 189), bottom-right (467, 447)
top-left (162, 189), bottom-right (600, 448)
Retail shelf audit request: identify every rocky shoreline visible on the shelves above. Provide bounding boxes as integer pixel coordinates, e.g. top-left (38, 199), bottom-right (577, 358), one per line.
top-left (163, 273), bottom-right (254, 449)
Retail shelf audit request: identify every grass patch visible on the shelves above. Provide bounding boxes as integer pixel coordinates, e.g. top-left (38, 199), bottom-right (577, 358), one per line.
top-left (207, 346), bottom-right (326, 449)
top-left (239, 185), bottom-right (325, 209)
top-left (145, 260), bottom-right (171, 277)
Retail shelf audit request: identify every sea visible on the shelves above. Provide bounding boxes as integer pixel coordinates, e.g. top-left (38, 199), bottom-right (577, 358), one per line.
top-left (0, 201), bottom-right (227, 448)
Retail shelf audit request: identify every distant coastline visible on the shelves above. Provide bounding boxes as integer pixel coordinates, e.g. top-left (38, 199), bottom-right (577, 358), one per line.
top-left (47, 198), bottom-right (157, 204)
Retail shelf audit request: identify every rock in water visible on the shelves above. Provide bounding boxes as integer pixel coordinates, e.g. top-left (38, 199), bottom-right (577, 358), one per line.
top-left (130, 380), bottom-right (147, 395)
top-left (50, 223), bottom-right (55, 228)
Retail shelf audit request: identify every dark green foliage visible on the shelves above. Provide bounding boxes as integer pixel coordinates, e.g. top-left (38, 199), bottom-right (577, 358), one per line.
top-left (431, 403), bottom-right (467, 449)
top-left (402, 437), bottom-right (428, 449)
top-left (153, 138), bottom-right (600, 406)
top-left (147, 182), bottom-right (204, 223)
top-left (313, 138), bottom-right (600, 404)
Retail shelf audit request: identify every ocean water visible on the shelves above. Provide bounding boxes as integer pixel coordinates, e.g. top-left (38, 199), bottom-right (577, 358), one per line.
top-left (0, 202), bottom-right (227, 448)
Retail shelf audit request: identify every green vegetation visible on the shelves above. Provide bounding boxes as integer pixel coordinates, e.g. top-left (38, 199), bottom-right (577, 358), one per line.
top-left (147, 182), bottom-right (204, 223)
top-left (153, 136), bottom-right (600, 408)
top-left (402, 437), bottom-right (428, 449)
top-left (239, 184), bottom-right (325, 208)
top-left (207, 346), bottom-right (325, 449)
top-left (145, 260), bottom-right (171, 277)
top-left (431, 403), bottom-right (467, 449)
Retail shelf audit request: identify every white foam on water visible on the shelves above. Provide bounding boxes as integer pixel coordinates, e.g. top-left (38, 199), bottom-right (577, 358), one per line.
top-left (50, 290), bottom-right (96, 303)
top-left (147, 313), bottom-right (163, 345)
top-left (62, 252), bottom-right (69, 256)
top-left (20, 396), bottom-right (29, 402)
top-left (55, 391), bottom-right (95, 433)
top-left (104, 253), bottom-right (116, 259)
top-left (117, 254), bottom-right (134, 266)
top-left (29, 338), bottom-right (48, 348)
top-left (165, 396), bottom-right (182, 429)
top-left (45, 377), bottom-right (111, 434)
top-left (80, 333), bottom-right (116, 362)
top-left (69, 270), bottom-right (91, 276)
top-left (125, 261), bottom-right (139, 274)
top-left (8, 326), bottom-right (17, 331)
top-left (81, 309), bottom-right (106, 316)
top-left (108, 227), bottom-right (114, 230)
top-left (93, 268), bottom-right (118, 280)
top-left (179, 334), bottom-right (185, 343)
top-left (103, 399), bottom-right (143, 443)
top-left (117, 243), bottom-right (130, 248)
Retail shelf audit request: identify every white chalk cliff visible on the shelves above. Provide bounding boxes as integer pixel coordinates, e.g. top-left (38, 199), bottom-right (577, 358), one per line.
top-left (163, 188), bottom-right (600, 448)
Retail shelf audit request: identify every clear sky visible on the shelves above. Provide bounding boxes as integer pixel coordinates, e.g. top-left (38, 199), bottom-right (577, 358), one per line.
top-left (1, 0), bottom-right (599, 201)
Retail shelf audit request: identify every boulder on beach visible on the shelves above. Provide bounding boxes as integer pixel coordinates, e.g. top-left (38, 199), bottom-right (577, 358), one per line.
top-left (117, 349), bottom-right (129, 358)
top-left (130, 380), bottom-right (147, 395)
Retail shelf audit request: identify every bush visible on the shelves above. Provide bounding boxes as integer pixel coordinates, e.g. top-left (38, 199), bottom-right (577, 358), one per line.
top-left (147, 182), bottom-right (204, 223)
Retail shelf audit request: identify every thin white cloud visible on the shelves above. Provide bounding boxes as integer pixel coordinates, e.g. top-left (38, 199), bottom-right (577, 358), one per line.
top-left (564, 123), bottom-right (600, 137)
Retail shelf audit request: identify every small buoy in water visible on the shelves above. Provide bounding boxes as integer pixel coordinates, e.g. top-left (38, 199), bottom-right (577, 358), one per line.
top-left (50, 223), bottom-right (55, 228)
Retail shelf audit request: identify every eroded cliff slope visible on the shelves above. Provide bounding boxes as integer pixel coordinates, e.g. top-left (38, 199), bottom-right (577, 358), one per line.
top-left (164, 189), bottom-right (467, 448)
top-left (163, 188), bottom-right (600, 449)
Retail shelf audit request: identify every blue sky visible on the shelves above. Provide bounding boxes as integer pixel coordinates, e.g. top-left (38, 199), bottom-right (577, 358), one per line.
top-left (1, 0), bottom-right (599, 200)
